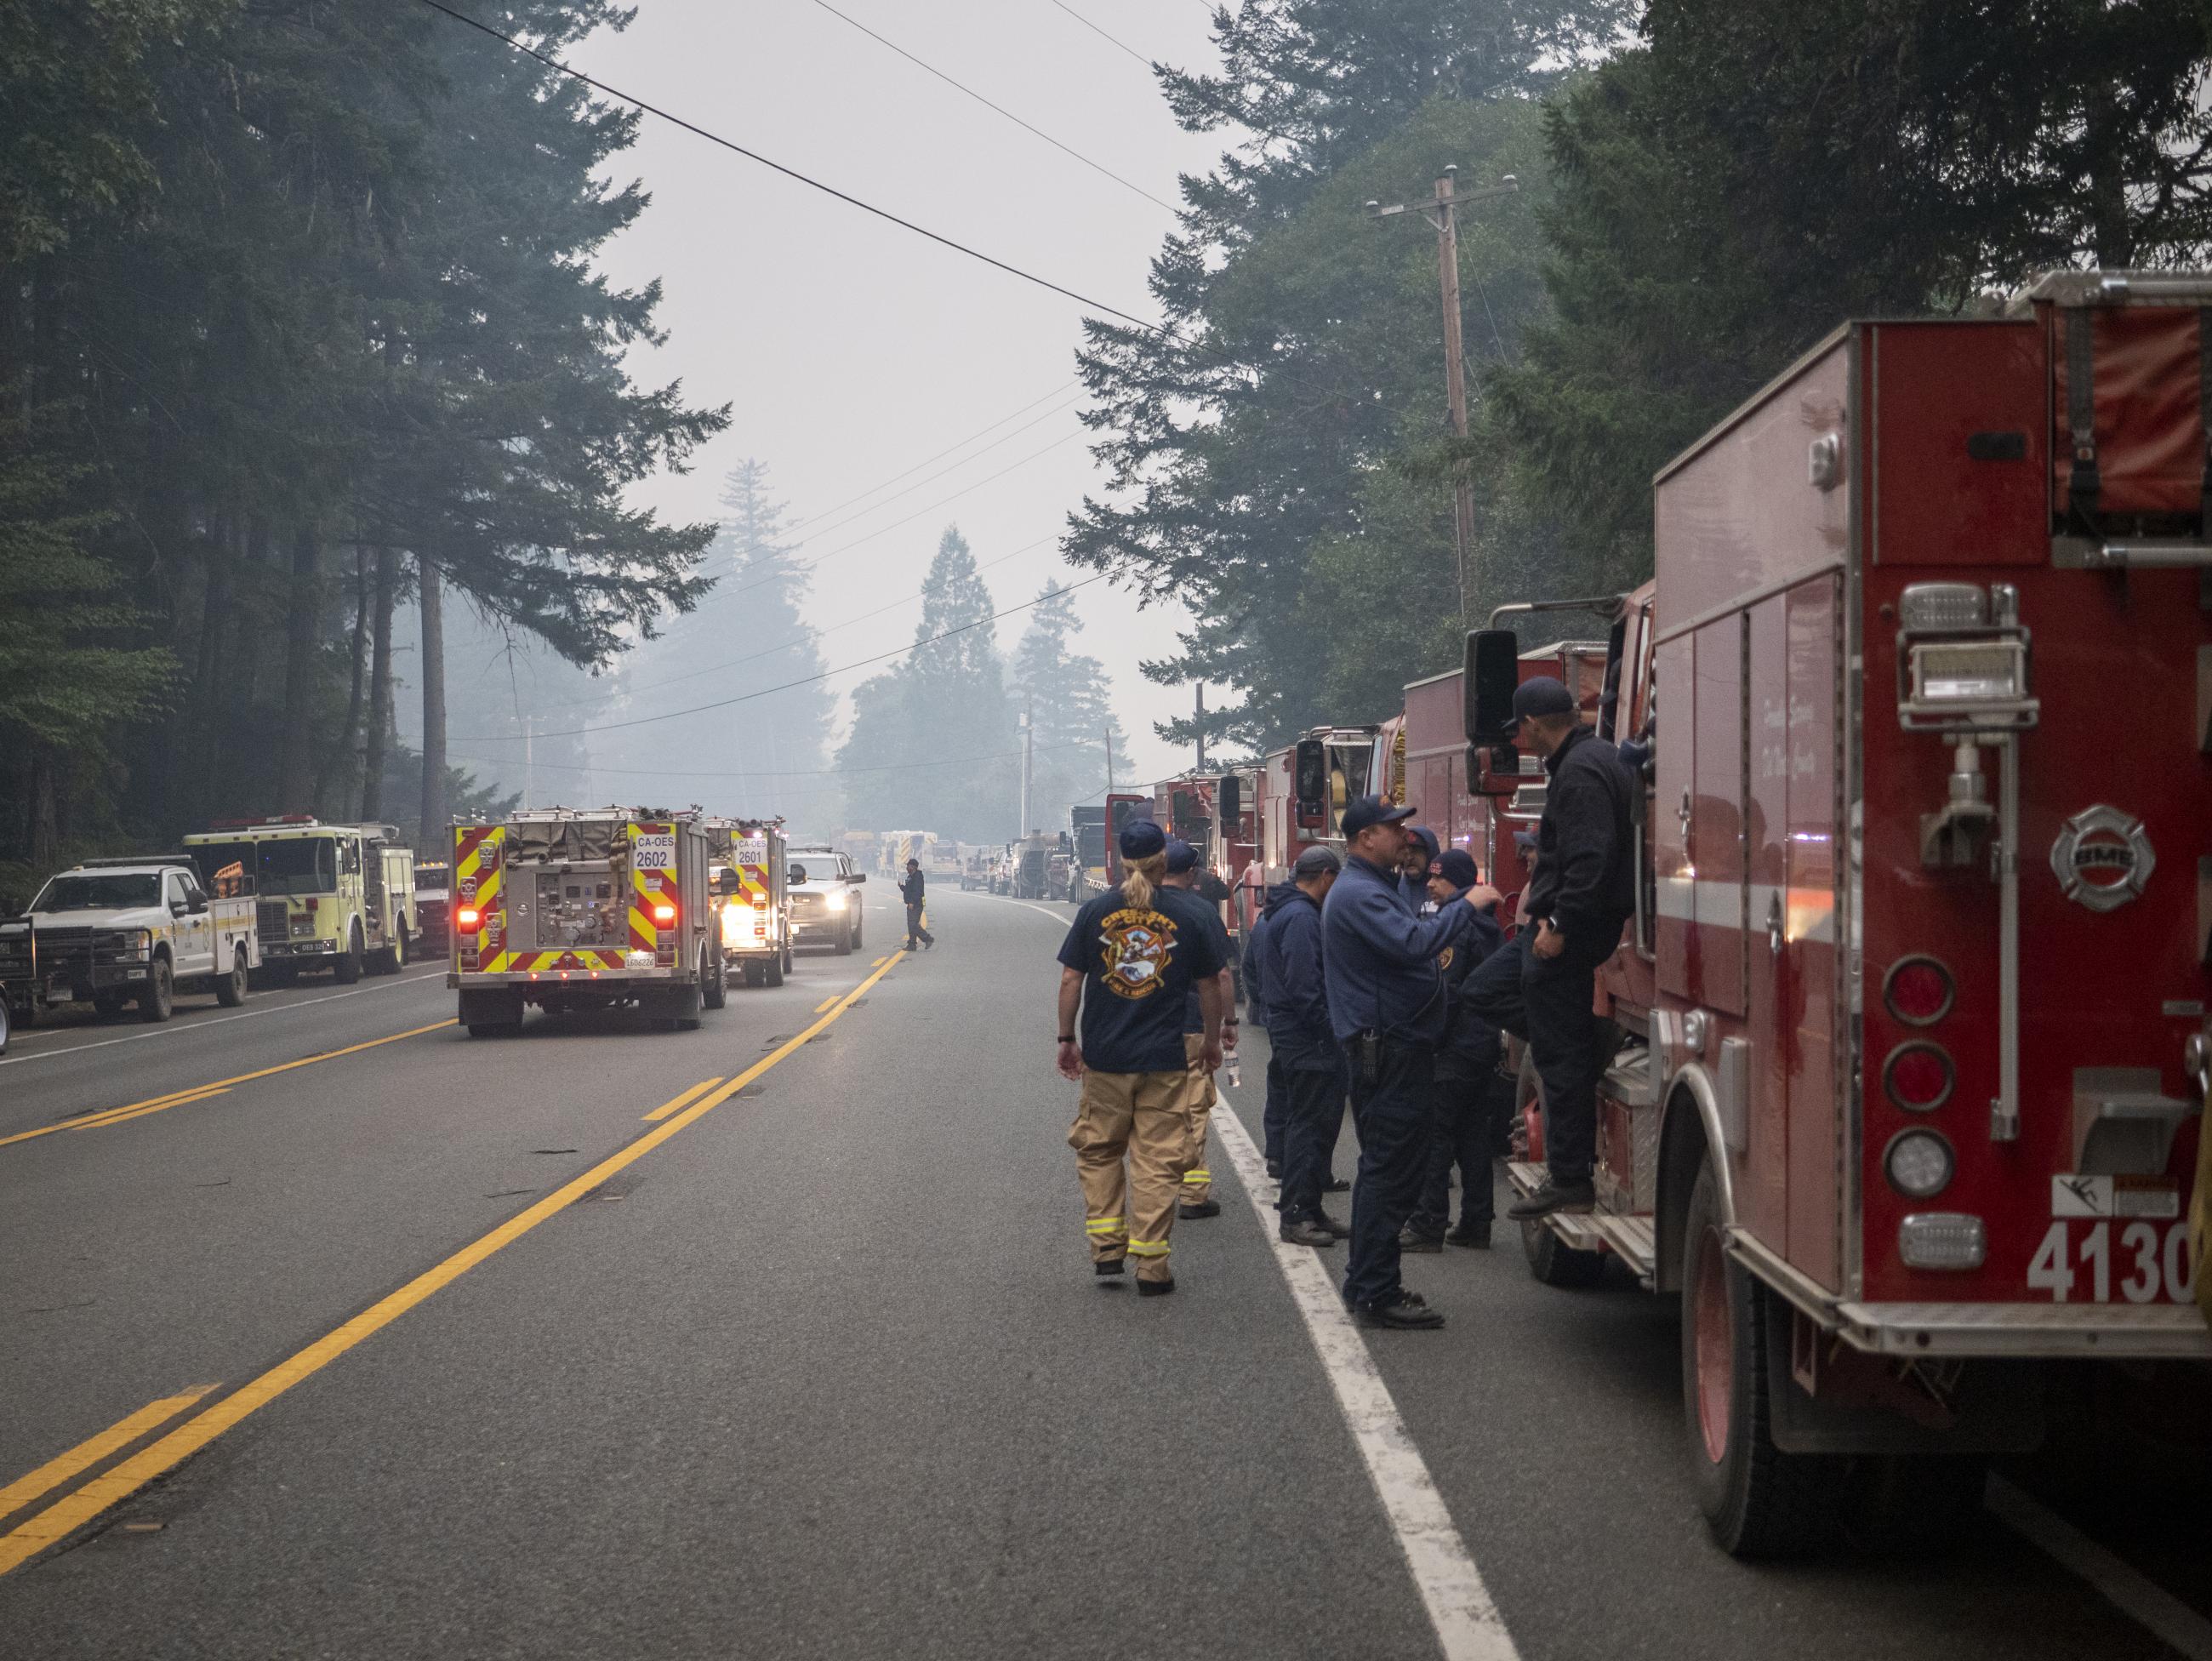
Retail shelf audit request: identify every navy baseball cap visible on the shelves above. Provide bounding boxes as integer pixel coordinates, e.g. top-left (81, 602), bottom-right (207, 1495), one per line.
top-left (1513, 830), bottom-right (1538, 858)
top-left (1436, 848), bottom-right (1480, 888)
top-left (1406, 825), bottom-right (1440, 865)
top-left (1164, 837), bottom-right (1199, 875)
top-left (1119, 819), bottom-right (1166, 859)
top-left (1292, 845), bottom-right (1342, 877)
top-left (1510, 676), bottom-right (1576, 726)
top-left (1340, 795), bottom-right (1417, 838)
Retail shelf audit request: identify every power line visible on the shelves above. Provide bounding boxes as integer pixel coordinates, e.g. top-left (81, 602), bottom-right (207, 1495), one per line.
top-left (785, 381), bottom-right (1076, 532)
top-left (453, 738), bottom-right (1093, 782)
top-left (416, 0), bottom-right (1160, 334)
top-left (805, 0), bottom-right (1176, 213)
top-left (453, 573), bottom-right (1109, 742)
top-left (1041, 0), bottom-right (1155, 68)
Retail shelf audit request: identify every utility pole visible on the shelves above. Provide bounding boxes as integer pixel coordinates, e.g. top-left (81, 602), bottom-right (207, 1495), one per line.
top-left (522, 713), bottom-right (534, 809)
top-left (1194, 683), bottom-right (1207, 773)
top-left (1367, 167), bottom-right (1519, 627)
top-left (1019, 692), bottom-right (1035, 836)
top-left (1103, 726), bottom-right (1115, 796)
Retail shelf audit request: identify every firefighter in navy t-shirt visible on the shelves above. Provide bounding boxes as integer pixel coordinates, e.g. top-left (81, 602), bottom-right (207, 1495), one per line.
top-left (1055, 819), bottom-right (1228, 1296)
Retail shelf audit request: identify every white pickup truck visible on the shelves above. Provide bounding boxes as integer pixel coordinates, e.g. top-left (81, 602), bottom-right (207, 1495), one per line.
top-left (0, 858), bottom-right (260, 1025)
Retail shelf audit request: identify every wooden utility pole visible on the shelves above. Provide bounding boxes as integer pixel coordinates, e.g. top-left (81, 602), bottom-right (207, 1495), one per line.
top-left (1019, 692), bottom-right (1034, 836)
top-left (1367, 168), bottom-right (1519, 627)
top-left (1194, 683), bottom-right (1207, 772)
top-left (1103, 727), bottom-right (1115, 795)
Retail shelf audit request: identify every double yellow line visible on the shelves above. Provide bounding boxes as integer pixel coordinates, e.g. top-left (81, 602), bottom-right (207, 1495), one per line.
top-left (0, 1019), bottom-right (456, 1150)
top-left (0, 950), bottom-right (903, 1577)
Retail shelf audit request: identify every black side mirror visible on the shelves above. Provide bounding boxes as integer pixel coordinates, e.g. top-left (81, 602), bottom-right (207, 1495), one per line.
top-left (1465, 629), bottom-right (1521, 745)
top-left (788, 865), bottom-right (807, 886)
top-left (850, 872), bottom-right (866, 885)
top-left (189, 896), bottom-right (209, 915)
top-left (1217, 773), bottom-right (1241, 828)
top-left (1293, 739), bottom-right (1327, 809)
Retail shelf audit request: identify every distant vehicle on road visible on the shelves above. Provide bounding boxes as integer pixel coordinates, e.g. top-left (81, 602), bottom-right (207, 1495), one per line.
top-left (705, 818), bottom-right (791, 988)
top-left (786, 843), bottom-right (865, 955)
top-left (184, 815), bottom-right (415, 985)
top-left (0, 857), bottom-right (259, 1025)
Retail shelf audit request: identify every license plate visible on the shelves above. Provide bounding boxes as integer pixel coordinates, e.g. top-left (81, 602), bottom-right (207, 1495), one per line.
top-left (2027, 1218), bottom-right (2197, 1304)
top-left (632, 833), bottom-right (676, 871)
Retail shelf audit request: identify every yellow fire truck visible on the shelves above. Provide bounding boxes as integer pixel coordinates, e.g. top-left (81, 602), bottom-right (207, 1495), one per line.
top-left (183, 816), bottom-right (416, 985)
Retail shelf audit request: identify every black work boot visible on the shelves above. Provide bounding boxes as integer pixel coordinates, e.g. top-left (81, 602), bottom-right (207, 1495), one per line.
top-left (1279, 1215), bottom-right (1338, 1248)
top-left (1355, 1290), bottom-right (1445, 1330)
top-left (1445, 1221), bottom-right (1492, 1249)
top-left (1508, 1179), bottom-right (1596, 1220)
top-left (1094, 1258), bottom-right (1126, 1277)
top-left (1179, 1198), bottom-right (1221, 1219)
top-left (1398, 1226), bottom-right (1445, 1253)
top-left (1316, 1210), bottom-right (1352, 1239)
top-left (1137, 1276), bottom-right (1176, 1298)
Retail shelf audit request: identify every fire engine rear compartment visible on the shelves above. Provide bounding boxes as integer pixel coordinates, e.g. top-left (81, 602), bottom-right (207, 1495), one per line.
top-left (1642, 297), bottom-right (2209, 1357)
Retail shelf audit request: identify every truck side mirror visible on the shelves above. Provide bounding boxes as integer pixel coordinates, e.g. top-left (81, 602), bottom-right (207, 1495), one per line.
top-left (1293, 739), bottom-right (1327, 810)
top-left (1465, 629), bottom-right (1521, 745)
top-left (849, 872), bottom-right (866, 885)
top-left (189, 896), bottom-right (209, 915)
top-left (1217, 774), bottom-right (1240, 827)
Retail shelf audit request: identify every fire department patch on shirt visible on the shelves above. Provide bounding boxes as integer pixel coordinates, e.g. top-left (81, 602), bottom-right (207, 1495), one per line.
top-left (1096, 907), bottom-right (1178, 999)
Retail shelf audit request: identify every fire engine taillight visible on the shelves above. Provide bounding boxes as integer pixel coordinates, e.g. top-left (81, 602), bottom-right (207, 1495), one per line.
top-left (1882, 956), bottom-right (1955, 1026)
top-left (455, 906), bottom-right (483, 933)
top-left (1884, 1129), bottom-right (1954, 1201)
top-left (653, 902), bottom-right (677, 926)
top-left (1883, 1042), bottom-right (1954, 1112)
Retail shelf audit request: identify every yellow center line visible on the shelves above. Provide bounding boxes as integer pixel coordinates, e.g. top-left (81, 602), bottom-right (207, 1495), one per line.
top-left (0, 1386), bottom-right (219, 1525)
top-left (641, 1077), bottom-right (724, 1123)
top-left (812, 995), bottom-right (839, 1013)
top-left (0, 950), bottom-right (904, 1577)
top-left (870, 955), bottom-right (889, 967)
top-left (0, 1019), bottom-right (457, 1150)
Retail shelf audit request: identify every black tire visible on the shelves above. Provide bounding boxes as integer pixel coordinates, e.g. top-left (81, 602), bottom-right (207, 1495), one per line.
top-left (334, 922), bottom-right (363, 985)
top-left (701, 948), bottom-right (727, 1011)
top-left (671, 984), bottom-right (703, 1032)
top-left (368, 923), bottom-right (407, 975)
top-left (139, 956), bottom-right (174, 1022)
top-left (216, 946), bottom-right (248, 1007)
top-left (833, 921), bottom-right (853, 956)
top-left (765, 951), bottom-right (784, 987)
top-left (0, 994), bottom-right (10, 1055)
top-left (743, 960), bottom-right (767, 989)
top-left (1682, 1156), bottom-right (1839, 1556)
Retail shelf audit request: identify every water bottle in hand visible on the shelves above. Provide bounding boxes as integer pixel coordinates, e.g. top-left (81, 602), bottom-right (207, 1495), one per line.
top-left (1225, 1051), bottom-right (1242, 1088)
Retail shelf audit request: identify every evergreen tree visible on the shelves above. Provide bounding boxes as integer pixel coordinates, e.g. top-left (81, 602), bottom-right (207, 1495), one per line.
top-left (835, 526), bottom-right (1017, 839)
top-left (1009, 582), bottom-right (1123, 836)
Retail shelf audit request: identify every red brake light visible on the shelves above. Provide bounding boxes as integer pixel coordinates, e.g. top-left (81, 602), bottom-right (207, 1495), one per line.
top-left (1884, 956), bottom-right (1954, 1026)
top-left (305, 897), bottom-right (320, 913)
top-left (456, 906), bottom-right (482, 933)
top-left (653, 902), bottom-right (677, 926)
top-left (1884, 1042), bottom-right (1954, 1112)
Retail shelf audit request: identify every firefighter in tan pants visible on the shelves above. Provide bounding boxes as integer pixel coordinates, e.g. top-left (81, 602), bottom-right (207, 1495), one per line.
top-left (1057, 819), bottom-right (1229, 1296)
top-left (1161, 837), bottom-right (1237, 1219)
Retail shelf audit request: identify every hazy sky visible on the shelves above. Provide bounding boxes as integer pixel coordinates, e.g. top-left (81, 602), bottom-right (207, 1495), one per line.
top-left (558, 0), bottom-right (1233, 789)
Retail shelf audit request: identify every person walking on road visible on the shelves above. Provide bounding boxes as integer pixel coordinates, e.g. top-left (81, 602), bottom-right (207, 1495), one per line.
top-left (1459, 677), bottom-right (1635, 1220)
top-left (1322, 796), bottom-right (1495, 1328)
top-left (1162, 837), bottom-right (1235, 1220)
top-left (1056, 820), bottom-right (1228, 1296)
top-left (900, 858), bottom-right (934, 952)
top-left (1263, 845), bottom-right (1352, 1249)
top-left (1401, 848), bottom-right (1506, 1252)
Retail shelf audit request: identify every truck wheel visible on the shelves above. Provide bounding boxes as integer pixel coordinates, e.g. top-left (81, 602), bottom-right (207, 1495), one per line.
top-left (671, 984), bottom-right (704, 1032)
top-left (1682, 1156), bottom-right (1839, 1556)
top-left (834, 919), bottom-right (854, 956)
top-left (0, 994), bottom-right (10, 1055)
top-left (138, 956), bottom-right (175, 1023)
top-left (216, 946), bottom-right (248, 1007)
top-left (743, 960), bottom-right (767, 989)
top-left (334, 922), bottom-right (363, 985)
top-left (766, 950), bottom-right (785, 987)
top-left (369, 923), bottom-right (407, 976)
top-left (701, 947), bottom-right (727, 1011)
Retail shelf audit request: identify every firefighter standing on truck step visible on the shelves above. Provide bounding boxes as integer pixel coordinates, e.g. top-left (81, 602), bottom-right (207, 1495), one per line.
top-left (1161, 837), bottom-right (1235, 1221)
top-left (1459, 676), bottom-right (1635, 1221)
top-left (1057, 819), bottom-right (1227, 1297)
top-left (1321, 798), bottom-right (1488, 1327)
top-left (901, 858), bottom-right (934, 952)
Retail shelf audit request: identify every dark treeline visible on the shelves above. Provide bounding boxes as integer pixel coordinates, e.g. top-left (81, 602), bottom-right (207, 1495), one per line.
top-left (0, 0), bottom-right (725, 885)
top-left (1066, 0), bottom-right (2212, 753)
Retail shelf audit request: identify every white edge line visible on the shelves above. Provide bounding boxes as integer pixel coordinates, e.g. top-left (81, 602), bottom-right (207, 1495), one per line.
top-left (1211, 1085), bottom-right (1519, 1661)
top-left (989, 889), bottom-right (1515, 1661)
top-left (0, 967), bottom-right (448, 1068)
top-left (1987, 1476), bottom-right (2212, 1661)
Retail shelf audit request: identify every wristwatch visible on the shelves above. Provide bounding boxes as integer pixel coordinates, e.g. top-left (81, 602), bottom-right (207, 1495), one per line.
top-left (1057, 1033), bottom-right (1075, 1043)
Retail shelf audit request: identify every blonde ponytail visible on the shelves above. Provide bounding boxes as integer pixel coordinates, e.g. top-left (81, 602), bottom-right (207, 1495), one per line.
top-left (1120, 853), bottom-right (1166, 910)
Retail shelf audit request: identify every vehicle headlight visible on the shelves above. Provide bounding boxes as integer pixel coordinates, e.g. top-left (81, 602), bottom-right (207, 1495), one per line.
top-left (113, 930), bottom-right (151, 960)
top-left (824, 889), bottom-right (847, 911)
top-left (1884, 1129), bottom-right (1954, 1200)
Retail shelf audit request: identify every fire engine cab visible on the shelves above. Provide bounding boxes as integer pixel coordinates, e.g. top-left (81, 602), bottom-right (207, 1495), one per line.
top-left (1469, 271), bottom-right (2210, 1555)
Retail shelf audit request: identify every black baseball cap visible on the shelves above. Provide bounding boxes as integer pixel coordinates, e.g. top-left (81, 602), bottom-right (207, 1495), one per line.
top-left (1164, 837), bottom-right (1199, 875)
top-left (1119, 819), bottom-right (1166, 860)
top-left (1340, 795), bottom-right (1417, 838)
top-left (1436, 848), bottom-right (1480, 888)
top-left (1292, 845), bottom-right (1342, 877)
top-left (1511, 676), bottom-right (1576, 726)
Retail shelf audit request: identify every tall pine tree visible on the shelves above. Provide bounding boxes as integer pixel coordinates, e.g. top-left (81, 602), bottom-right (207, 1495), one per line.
top-left (1008, 583), bottom-right (1122, 837)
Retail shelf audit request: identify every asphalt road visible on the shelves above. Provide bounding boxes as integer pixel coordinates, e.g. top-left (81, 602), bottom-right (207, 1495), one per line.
top-left (1, 886), bottom-right (2206, 1659)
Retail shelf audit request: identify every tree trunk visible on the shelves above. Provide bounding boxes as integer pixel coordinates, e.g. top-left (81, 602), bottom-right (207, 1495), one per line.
top-left (360, 546), bottom-right (397, 820)
top-left (276, 524), bottom-right (322, 810)
top-left (418, 553), bottom-right (448, 850)
top-left (318, 545), bottom-right (372, 816)
top-left (191, 513), bottom-right (235, 825)
top-left (28, 746), bottom-right (60, 870)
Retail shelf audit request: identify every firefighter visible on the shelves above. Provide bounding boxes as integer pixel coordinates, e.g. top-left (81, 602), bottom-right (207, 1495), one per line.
top-left (1264, 844), bottom-right (1350, 1247)
top-left (1320, 796), bottom-right (1489, 1327)
top-left (1056, 819), bottom-right (1228, 1296)
top-left (1400, 825), bottom-right (1440, 901)
top-left (1401, 848), bottom-right (1506, 1251)
top-left (1242, 881), bottom-right (1296, 1179)
top-left (1459, 676), bottom-right (1635, 1220)
top-left (1162, 837), bottom-right (1235, 1219)
top-left (900, 858), bottom-right (934, 952)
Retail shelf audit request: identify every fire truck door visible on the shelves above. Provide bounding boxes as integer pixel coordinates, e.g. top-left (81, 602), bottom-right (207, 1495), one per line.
top-left (1745, 577), bottom-right (1845, 1287)
top-left (1694, 618), bottom-right (1748, 1016)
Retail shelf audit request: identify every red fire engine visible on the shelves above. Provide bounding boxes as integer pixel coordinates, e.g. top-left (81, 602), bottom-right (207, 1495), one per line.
top-left (1231, 725), bottom-right (1386, 936)
top-left (1469, 271), bottom-right (2209, 1555)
